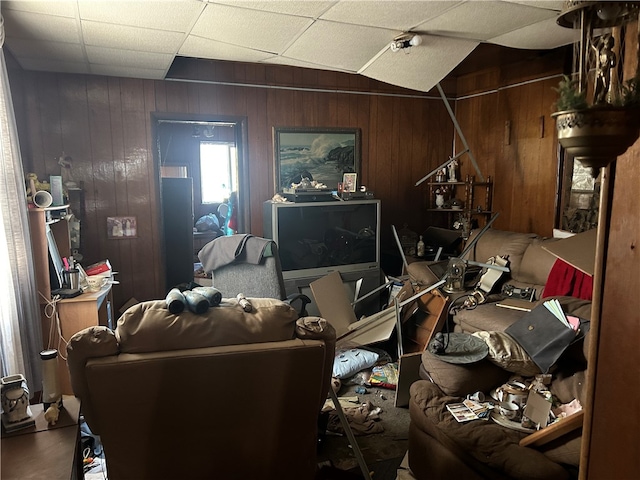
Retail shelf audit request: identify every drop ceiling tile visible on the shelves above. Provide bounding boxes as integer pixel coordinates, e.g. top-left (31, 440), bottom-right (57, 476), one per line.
top-left (490, 16), bottom-right (578, 49)
top-left (86, 45), bottom-right (174, 70)
top-left (180, 35), bottom-right (274, 63)
top-left (17, 57), bottom-right (90, 75)
top-left (1, 1), bottom-right (77, 18)
top-left (320, 1), bottom-right (462, 30)
top-left (212, 1), bottom-right (336, 18)
top-left (5, 38), bottom-right (85, 63)
top-left (502, 0), bottom-right (564, 11)
top-left (2, 10), bottom-right (80, 43)
top-left (80, 20), bottom-right (185, 53)
top-left (192, 3), bottom-right (313, 53)
top-left (78, 0), bottom-right (204, 32)
top-left (90, 64), bottom-right (166, 80)
top-left (361, 36), bottom-right (479, 93)
top-left (263, 54), bottom-right (353, 73)
top-left (415, 1), bottom-right (557, 42)
top-left (284, 20), bottom-right (394, 72)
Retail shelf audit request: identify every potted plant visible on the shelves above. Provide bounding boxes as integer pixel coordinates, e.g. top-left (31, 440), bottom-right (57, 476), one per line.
top-left (551, 3), bottom-right (640, 173)
top-left (552, 73), bottom-right (640, 172)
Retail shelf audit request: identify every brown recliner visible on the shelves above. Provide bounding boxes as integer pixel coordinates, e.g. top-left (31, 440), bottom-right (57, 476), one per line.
top-left (67, 298), bottom-right (335, 480)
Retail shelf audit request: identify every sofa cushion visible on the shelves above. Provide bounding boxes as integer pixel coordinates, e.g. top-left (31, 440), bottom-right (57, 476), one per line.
top-left (464, 229), bottom-right (538, 279)
top-left (517, 237), bottom-right (561, 288)
top-left (409, 380), bottom-right (571, 480)
top-left (116, 298), bottom-right (297, 353)
top-left (454, 303), bottom-right (527, 333)
top-left (406, 261), bottom-right (441, 287)
top-left (420, 350), bottom-right (510, 397)
top-left (541, 432), bottom-right (582, 467)
top-left (472, 331), bottom-right (541, 377)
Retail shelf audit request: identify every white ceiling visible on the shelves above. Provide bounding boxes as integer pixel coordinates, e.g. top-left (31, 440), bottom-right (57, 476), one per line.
top-left (0, 0), bottom-right (578, 93)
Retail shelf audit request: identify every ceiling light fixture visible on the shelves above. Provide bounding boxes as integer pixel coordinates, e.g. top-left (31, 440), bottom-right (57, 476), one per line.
top-left (390, 33), bottom-right (422, 53)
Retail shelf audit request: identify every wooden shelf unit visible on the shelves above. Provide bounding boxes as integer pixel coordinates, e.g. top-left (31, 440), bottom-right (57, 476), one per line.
top-left (28, 205), bottom-right (113, 395)
top-left (427, 175), bottom-right (494, 227)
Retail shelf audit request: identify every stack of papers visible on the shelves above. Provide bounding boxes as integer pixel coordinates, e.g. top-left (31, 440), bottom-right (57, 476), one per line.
top-left (542, 299), bottom-right (580, 332)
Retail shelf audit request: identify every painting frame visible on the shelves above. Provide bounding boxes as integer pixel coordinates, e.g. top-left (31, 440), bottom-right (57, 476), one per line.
top-left (273, 126), bottom-right (361, 192)
top-left (107, 216), bottom-right (138, 239)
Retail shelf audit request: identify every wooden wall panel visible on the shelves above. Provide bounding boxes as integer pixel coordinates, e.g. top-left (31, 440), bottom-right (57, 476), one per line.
top-left (584, 20), bottom-right (640, 479)
top-left (454, 60), bottom-right (563, 237)
top-left (12, 55), bottom-right (566, 309)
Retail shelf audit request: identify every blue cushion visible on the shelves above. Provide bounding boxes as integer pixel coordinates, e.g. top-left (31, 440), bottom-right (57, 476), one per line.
top-left (332, 348), bottom-right (379, 379)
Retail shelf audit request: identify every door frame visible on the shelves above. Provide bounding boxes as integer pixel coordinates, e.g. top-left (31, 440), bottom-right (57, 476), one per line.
top-left (151, 112), bottom-right (250, 289)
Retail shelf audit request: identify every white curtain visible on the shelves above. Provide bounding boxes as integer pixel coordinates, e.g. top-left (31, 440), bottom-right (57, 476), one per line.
top-left (0, 14), bottom-right (43, 394)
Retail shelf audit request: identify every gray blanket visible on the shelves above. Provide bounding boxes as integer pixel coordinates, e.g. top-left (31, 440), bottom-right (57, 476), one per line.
top-left (198, 234), bottom-right (273, 272)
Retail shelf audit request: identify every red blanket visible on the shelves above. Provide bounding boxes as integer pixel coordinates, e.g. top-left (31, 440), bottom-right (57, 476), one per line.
top-left (542, 259), bottom-right (593, 300)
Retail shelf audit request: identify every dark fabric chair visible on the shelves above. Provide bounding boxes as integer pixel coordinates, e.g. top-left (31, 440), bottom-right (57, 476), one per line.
top-left (198, 234), bottom-right (311, 315)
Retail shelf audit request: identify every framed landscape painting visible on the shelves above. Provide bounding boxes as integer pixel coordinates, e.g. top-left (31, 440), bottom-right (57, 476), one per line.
top-left (273, 127), bottom-right (360, 191)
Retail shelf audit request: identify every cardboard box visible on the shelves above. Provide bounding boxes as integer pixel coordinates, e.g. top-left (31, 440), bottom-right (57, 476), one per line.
top-left (542, 228), bottom-right (596, 276)
top-left (395, 352), bottom-right (423, 407)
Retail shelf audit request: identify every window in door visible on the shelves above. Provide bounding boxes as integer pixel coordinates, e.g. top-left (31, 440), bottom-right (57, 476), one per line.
top-left (200, 141), bottom-right (237, 204)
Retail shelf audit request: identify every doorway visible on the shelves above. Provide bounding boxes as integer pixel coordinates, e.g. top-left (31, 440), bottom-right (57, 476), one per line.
top-left (152, 113), bottom-right (249, 292)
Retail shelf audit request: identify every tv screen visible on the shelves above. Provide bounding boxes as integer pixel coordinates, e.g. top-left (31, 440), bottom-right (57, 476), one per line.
top-left (264, 200), bottom-right (380, 280)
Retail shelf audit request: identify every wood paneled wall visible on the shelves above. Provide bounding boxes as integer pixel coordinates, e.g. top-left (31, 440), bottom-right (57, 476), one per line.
top-left (10, 62), bottom-right (454, 308)
top-left (453, 51), bottom-right (567, 236)
top-left (10, 49), bottom-right (567, 309)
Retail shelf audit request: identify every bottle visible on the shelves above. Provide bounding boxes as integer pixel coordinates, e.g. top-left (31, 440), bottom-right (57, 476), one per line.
top-left (417, 235), bottom-right (425, 258)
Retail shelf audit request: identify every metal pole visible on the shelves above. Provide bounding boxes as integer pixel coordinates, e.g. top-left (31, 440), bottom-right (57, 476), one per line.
top-left (415, 149), bottom-right (468, 186)
top-left (458, 212), bottom-right (500, 259)
top-left (328, 388), bottom-right (372, 480)
top-left (391, 225), bottom-right (409, 272)
top-left (436, 83), bottom-right (485, 182)
top-left (394, 298), bottom-right (404, 358)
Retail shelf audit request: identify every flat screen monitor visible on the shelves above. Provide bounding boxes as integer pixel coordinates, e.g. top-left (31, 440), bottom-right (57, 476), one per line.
top-left (263, 200), bottom-right (380, 281)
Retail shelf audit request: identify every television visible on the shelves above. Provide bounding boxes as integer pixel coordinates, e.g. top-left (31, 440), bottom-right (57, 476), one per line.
top-left (263, 200), bottom-right (380, 281)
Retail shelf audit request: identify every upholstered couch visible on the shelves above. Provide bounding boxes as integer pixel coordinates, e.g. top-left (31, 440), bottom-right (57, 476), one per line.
top-left (407, 228), bottom-right (571, 332)
top-left (407, 296), bottom-right (591, 480)
top-left (67, 297), bottom-right (335, 480)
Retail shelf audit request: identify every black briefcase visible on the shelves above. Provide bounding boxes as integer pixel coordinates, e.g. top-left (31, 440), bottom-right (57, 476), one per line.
top-left (505, 304), bottom-right (589, 373)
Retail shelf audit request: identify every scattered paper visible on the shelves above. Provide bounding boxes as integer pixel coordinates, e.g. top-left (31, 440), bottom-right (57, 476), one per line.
top-left (446, 399), bottom-right (491, 422)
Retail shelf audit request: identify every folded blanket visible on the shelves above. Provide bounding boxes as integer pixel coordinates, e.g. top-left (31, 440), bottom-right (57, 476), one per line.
top-left (198, 234), bottom-right (273, 271)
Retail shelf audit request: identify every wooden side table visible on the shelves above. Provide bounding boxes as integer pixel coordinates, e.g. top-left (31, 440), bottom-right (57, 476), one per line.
top-left (1, 395), bottom-right (82, 479)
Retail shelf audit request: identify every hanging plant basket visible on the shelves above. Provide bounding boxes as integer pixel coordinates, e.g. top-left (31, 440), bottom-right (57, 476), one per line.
top-left (552, 106), bottom-right (640, 170)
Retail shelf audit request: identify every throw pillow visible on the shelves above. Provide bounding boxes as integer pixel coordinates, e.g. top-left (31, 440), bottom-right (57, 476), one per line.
top-left (332, 348), bottom-right (379, 379)
top-left (472, 331), bottom-right (541, 377)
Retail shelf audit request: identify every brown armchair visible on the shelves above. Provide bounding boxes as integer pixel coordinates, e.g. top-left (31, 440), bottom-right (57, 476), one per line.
top-left (67, 297), bottom-right (335, 480)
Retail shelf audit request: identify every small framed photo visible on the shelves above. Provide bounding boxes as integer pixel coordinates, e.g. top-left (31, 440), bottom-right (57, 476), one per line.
top-left (107, 216), bottom-right (137, 239)
top-left (343, 173), bottom-right (357, 193)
